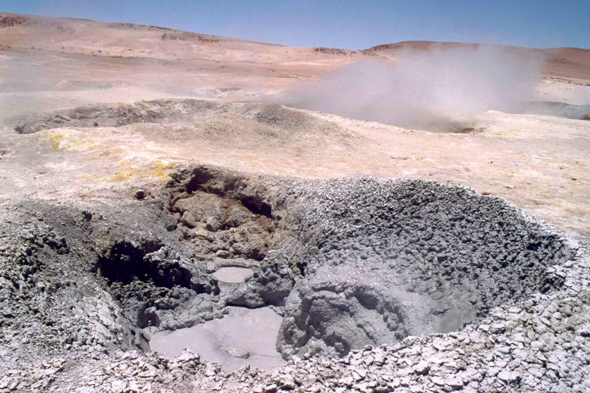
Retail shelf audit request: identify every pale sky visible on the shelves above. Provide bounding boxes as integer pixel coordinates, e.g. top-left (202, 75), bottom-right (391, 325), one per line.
top-left (3, 0), bottom-right (589, 49)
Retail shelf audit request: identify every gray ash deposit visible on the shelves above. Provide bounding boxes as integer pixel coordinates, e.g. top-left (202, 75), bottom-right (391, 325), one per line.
top-left (235, 177), bottom-right (572, 358)
top-left (0, 165), bottom-right (584, 392)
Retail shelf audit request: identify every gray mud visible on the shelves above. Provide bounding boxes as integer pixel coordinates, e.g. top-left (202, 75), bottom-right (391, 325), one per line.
top-left (150, 306), bottom-right (285, 371)
top-left (0, 165), bottom-right (584, 392)
top-left (249, 178), bottom-right (572, 358)
top-left (212, 267), bottom-right (254, 283)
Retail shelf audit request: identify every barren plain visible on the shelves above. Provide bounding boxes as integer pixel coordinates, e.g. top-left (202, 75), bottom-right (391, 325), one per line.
top-left (0, 12), bottom-right (589, 393)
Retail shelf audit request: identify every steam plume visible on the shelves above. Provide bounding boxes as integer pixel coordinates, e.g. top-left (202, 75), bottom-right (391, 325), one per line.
top-left (279, 46), bottom-right (546, 131)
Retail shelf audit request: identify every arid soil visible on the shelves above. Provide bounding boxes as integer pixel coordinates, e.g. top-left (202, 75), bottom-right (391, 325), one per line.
top-left (0, 12), bottom-right (590, 393)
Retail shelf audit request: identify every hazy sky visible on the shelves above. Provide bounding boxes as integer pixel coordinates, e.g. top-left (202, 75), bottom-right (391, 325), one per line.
top-left (3, 0), bottom-right (589, 49)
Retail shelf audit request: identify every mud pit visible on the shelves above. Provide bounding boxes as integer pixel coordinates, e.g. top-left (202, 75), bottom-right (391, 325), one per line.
top-left (77, 166), bottom-right (571, 368)
top-left (0, 164), bottom-right (572, 370)
top-left (4, 98), bottom-right (325, 137)
top-left (150, 307), bottom-right (285, 371)
top-left (268, 178), bottom-right (572, 359)
top-left (0, 162), bottom-right (580, 393)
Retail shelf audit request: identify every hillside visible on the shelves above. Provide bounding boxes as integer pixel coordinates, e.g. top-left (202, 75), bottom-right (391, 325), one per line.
top-left (1, 14), bottom-right (589, 81)
top-left (364, 40), bottom-right (590, 80)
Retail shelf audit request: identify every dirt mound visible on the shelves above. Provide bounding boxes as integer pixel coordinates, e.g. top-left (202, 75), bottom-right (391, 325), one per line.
top-left (247, 103), bottom-right (317, 132)
top-left (4, 99), bottom-right (355, 159)
top-left (6, 99), bottom-right (329, 136)
top-left (9, 99), bottom-right (216, 134)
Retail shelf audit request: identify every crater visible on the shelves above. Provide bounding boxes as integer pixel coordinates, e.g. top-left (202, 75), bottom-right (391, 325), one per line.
top-left (5, 99), bottom-right (322, 136)
top-left (89, 167), bottom-right (572, 367)
top-left (249, 178), bottom-right (572, 359)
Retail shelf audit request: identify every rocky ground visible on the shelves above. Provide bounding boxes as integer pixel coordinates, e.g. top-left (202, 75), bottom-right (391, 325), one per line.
top-left (1, 166), bottom-right (588, 392)
top-left (1, 12), bottom-right (590, 393)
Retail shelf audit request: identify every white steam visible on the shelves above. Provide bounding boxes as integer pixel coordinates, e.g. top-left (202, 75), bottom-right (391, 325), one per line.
top-left (280, 46), bottom-right (546, 131)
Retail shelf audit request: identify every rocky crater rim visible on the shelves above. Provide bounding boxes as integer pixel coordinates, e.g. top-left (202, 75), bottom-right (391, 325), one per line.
top-left (96, 167), bottom-right (577, 361)
top-left (9, 97), bottom-right (588, 138)
top-left (1, 165), bottom-right (576, 367)
top-left (4, 98), bottom-right (323, 135)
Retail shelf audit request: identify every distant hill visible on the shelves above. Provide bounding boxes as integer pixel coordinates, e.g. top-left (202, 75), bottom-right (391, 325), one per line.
top-left (362, 41), bottom-right (590, 80)
top-left (0, 12), bottom-right (294, 63)
top-left (1, 13), bottom-right (589, 80)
